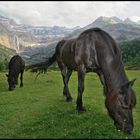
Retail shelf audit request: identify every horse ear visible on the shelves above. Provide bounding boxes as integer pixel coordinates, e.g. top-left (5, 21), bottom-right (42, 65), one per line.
top-left (129, 78), bottom-right (136, 87)
top-left (120, 79), bottom-right (136, 94)
top-left (120, 82), bottom-right (130, 92)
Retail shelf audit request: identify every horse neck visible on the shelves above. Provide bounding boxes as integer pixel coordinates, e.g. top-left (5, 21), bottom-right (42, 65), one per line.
top-left (9, 70), bottom-right (15, 76)
top-left (103, 60), bottom-right (129, 94)
top-left (9, 66), bottom-right (16, 75)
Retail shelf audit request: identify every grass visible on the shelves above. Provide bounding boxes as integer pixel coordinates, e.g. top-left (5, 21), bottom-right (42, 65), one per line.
top-left (0, 70), bottom-right (140, 139)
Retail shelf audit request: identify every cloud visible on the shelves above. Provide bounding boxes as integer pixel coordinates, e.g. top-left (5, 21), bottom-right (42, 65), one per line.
top-left (0, 1), bottom-right (140, 27)
top-left (130, 16), bottom-right (140, 22)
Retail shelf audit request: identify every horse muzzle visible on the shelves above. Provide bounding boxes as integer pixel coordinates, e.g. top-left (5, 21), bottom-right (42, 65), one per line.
top-left (115, 123), bottom-right (133, 134)
top-left (123, 125), bottom-right (133, 134)
top-left (9, 86), bottom-right (15, 91)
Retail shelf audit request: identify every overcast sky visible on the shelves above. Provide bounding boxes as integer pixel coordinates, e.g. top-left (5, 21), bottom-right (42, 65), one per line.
top-left (0, 1), bottom-right (140, 28)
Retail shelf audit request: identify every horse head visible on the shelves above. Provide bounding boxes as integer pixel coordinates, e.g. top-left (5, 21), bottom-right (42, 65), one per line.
top-left (6, 74), bottom-right (16, 91)
top-left (105, 79), bottom-right (136, 134)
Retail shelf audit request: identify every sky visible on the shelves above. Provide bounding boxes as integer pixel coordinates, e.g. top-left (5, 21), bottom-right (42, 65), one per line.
top-left (0, 1), bottom-right (140, 28)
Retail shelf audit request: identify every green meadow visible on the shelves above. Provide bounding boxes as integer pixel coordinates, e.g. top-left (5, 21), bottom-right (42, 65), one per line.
top-left (0, 70), bottom-right (139, 139)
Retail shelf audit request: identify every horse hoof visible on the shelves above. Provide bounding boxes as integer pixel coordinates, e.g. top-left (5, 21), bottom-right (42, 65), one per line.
top-left (9, 88), bottom-right (15, 91)
top-left (77, 107), bottom-right (86, 113)
top-left (66, 97), bottom-right (73, 102)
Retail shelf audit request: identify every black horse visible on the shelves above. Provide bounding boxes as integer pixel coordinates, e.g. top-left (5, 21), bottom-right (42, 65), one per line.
top-left (26, 28), bottom-right (136, 133)
top-left (6, 55), bottom-right (25, 91)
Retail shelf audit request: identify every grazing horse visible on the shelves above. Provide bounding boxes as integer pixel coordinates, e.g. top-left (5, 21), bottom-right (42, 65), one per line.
top-left (6, 55), bottom-right (25, 91)
top-left (26, 28), bottom-right (136, 133)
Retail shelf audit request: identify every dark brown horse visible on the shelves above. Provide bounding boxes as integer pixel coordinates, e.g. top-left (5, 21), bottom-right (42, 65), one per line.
top-left (6, 55), bottom-right (25, 91)
top-left (26, 28), bottom-right (136, 133)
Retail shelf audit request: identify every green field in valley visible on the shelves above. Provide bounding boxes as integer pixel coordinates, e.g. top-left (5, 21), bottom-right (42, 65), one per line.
top-left (0, 70), bottom-right (140, 139)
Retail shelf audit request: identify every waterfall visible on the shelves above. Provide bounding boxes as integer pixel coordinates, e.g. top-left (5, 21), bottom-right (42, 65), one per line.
top-left (15, 36), bottom-right (20, 54)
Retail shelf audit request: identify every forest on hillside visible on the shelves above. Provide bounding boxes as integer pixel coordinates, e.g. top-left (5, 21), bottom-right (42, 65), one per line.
top-left (119, 38), bottom-right (140, 69)
top-left (0, 44), bottom-right (16, 71)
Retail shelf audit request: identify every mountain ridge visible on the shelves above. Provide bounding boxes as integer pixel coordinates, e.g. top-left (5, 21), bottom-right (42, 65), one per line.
top-left (0, 15), bottom-right (140, 63)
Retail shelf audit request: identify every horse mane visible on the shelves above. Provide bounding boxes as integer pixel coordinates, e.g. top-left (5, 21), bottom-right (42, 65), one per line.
top-left (9, 55), bottom-right (22, 69)
top-left (82, 28), bottom-right (128, 93)
top-left (104, 49), bottom-right (128, 94)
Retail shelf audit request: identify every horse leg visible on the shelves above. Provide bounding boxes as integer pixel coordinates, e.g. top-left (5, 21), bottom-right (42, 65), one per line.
top-left (61, 66), bottom-right (73, 102)
top-left (97, 70), bottom-right (107, 95)
top-left (76, 65), bottom-right (86, 112)
top-left (15, 74), bottom-right (19, 85)
top-left (20, 71), bottom-right (24, 87)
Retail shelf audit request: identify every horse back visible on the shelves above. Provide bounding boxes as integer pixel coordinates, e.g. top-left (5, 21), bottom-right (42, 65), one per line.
top-left (56, 39), bottom-right (78, 70)
top-left (75, 28), bottom-right (121, 67)
top-left (9, 55), bottom-right (25, 73)
top-left (55, 28), bottom-right (122, 71)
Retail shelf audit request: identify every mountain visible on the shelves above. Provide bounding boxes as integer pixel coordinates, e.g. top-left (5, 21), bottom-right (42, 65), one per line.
top-left (85, 16), bottom-right (138, 28)
top-left (0, 43), bottom-right (16, 61)
top-left (38, 16), bottom-right (140, 64)
top-left (0, 16), bottom-right (37, 51)
top-left (66, 16), bottom-right (140, 42)
top-left (136, 20), bottom-right (140, 24)
top-left (92, 16), bottom-right (123, 25)
top-left (1, 15), bottom-right (140, 64)
top-left (123, 18), bottom-right (135, 24)
top-left (0, 15), bottom-right (77, 52)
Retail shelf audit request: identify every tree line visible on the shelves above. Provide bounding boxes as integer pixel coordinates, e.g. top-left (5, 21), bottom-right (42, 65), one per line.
top-left (119, 38), bottom-right (140, 69)
top-left (0, 58), bottom-right (8, 71)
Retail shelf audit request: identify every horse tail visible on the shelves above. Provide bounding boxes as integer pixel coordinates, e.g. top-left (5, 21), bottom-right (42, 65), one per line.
top-left (25, 53), bottom-right (56, 73)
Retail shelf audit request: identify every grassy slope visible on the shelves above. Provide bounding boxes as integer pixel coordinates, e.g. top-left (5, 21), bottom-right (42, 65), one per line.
top-left (0, 70), bottom-right (139, 139)
top-left (0, 44), bottom-right (16, 60)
